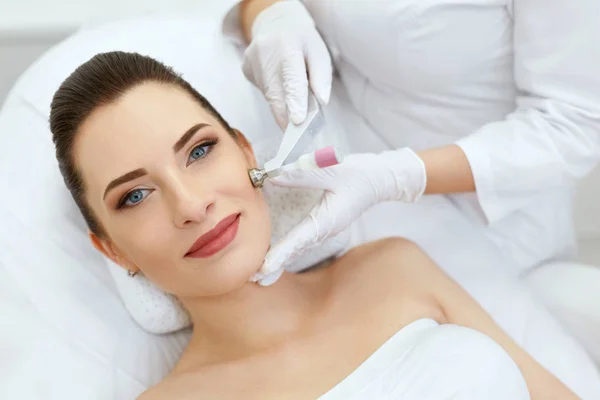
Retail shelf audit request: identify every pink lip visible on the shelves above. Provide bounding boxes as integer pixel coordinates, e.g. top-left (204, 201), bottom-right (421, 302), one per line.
top-left (185, 213), bottom-right (240, 258)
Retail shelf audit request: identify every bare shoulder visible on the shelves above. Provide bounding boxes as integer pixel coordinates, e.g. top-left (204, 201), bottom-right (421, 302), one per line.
top-left (335, 237), bottom-right (437, 282)
top-left (331, 237), bottom-right (445, 322)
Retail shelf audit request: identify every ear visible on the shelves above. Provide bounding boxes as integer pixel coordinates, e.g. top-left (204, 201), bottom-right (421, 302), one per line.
top-left (232, 128), bottom-right (257, 168)
top-left (89, 231), bottom-right (140, 274)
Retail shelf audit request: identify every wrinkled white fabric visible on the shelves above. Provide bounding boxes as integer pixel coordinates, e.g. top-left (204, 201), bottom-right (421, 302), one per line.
top-left (320, 319), bottom-right (530, 399)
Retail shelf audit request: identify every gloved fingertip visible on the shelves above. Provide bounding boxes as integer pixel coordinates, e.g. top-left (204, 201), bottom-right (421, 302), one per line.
top-left (257, 268), bottom-right (284, 286)
top-left (248, 272), bottom-right (262, 283)
top-left (307, 47), bottom-right (333, 106)
top-left (314, 86), bottom-right (331, 105)
top-left (286, 95), bottom-right (308, 126)
top-left (290, 111), bottom-right (307, 126)
top-left (272, 108), bottom-right (289, 132)
top-left (268, 169), bottom-right (311, 187)
top-left (260, 255), bottom-right (282, 275)
top-left (267, 176), bottom-right (291, 186)
top-left (241, 57), bottom-right (253, 82)
top-left (277, 117), bottom-right (289, 132)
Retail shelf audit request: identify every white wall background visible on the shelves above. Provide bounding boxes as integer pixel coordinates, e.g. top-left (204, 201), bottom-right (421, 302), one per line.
top-left (0, 0), bottom-right (227, 105)
top-left (0, 0), bottom-right (226, 31)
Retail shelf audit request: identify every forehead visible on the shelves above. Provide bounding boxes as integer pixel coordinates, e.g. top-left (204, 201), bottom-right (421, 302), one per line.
top-left (74, 83), bottom-right (222, 193)
top-left (79, 83), bottom-right (217, 148)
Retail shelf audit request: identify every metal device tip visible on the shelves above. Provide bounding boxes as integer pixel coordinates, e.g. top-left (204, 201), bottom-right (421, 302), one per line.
top-left (248, 168), bottom-right (268, 188)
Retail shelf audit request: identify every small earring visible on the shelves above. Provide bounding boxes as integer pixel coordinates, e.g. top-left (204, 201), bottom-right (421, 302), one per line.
top-left (127, 270), bottom-right (138, 277)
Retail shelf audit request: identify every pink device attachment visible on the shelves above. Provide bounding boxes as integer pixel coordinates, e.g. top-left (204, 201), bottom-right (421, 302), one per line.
top-left (315, 146), bottom-right (340, 168)
top-left (248, 146), bottom-right (345, 188)
top-left (280, 146), bottom-right (344, 174)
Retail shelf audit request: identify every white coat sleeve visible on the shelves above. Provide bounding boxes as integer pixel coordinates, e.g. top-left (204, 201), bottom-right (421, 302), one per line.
top-left (456, 0), bottom-right (600, 224)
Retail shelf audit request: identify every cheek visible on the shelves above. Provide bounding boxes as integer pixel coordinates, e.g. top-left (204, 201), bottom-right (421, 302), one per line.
top-left (217, 148), bottom-right (262, 204)
top-left (229, 153), bottom-right (270, 219)
top-left (223, 154), bottom-right (272, 255)
top-left (111, 222), bottom-right (173, 268)
top-left (244, 185), bottom-right (272, 265)
top-left (110, 223), bottom-right (188, 295)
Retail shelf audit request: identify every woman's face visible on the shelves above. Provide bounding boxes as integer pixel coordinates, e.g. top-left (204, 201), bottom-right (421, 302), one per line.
top-left (76, 83), bottom-right (271, 297)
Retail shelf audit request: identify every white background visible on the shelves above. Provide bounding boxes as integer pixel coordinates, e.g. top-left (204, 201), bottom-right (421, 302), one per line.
top-left (0, 0), bottom-right (227, 105)
top-left (0, 0), bottom-right (226, 32)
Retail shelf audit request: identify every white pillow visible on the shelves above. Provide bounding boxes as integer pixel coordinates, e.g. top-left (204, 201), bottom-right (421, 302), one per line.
top-left (0, 13), bottom-right (349, 398)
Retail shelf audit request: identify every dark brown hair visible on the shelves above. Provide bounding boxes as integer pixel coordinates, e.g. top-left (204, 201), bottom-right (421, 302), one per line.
top-left (50, 51), bottom-right (235, 237)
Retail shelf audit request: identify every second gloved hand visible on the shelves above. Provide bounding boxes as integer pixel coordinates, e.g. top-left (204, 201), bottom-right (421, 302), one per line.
top-left (242, 1), bottom-right (333, 130)
top-left (260, 148), bottom-right (427, 277)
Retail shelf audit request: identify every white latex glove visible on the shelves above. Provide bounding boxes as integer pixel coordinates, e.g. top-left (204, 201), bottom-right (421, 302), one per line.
top-left (242, 0), bottom-right (333, 130)
top-left (257, 148), bottom-right (427, 284)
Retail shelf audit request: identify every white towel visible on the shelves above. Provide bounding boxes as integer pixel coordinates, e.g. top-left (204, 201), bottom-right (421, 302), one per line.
top-left (321, 319), bottom-right (530, 400)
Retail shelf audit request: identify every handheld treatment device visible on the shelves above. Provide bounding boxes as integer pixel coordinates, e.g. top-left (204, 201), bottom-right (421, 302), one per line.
top-left (248, 92), bottom-right (345, 188)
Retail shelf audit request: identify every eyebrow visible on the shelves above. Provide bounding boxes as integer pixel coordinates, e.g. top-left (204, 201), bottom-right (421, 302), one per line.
top-left (102, 123), bottom-right (211, 200)
top-left (103, 168), bottom-right (148, 200)
top-left (173, 123), bottom-right (211, 153)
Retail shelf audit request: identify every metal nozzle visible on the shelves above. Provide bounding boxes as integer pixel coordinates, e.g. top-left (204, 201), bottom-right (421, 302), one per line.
top-left (248, 168), bottom-right (268, 188)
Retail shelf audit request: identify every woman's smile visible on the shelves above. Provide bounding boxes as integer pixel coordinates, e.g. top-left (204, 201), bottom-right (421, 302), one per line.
top-left (185, 213), bottom-right (241, 259)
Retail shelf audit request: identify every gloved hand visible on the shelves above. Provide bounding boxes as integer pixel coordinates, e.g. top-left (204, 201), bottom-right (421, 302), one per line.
top-left (242, 0), bottom-right (333, 130)
top-left (258, 148), bottom-right (427, 282)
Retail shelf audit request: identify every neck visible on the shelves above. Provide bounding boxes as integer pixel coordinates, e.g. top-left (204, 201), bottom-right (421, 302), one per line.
top-left (179, 270), bottom-right (332, 365)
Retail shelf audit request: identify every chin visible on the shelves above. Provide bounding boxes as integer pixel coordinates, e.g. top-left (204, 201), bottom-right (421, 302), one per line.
top-left (210, 239), bottom-right (269, 290)
top-left (232, 217), bottom-right (271, 278)
top-left (236, 246), bottom-right (268, 279)
top-left (180, 217), bottom-right (271, 295)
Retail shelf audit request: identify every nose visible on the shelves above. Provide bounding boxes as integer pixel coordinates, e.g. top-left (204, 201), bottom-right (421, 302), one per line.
top-left (168, 180), bottom-right (214, 229)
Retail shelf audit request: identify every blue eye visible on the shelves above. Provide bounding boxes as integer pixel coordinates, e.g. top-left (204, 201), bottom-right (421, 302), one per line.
top-left (187, 139), bottom-right (218, 165)
top-left (189, 144), bottom-right (208, 161)
top-left (120, 188), bottom-right (150, 208)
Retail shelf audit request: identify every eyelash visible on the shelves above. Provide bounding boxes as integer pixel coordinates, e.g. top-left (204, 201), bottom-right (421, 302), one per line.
top-left (116, 136), bottom-right (220, 210)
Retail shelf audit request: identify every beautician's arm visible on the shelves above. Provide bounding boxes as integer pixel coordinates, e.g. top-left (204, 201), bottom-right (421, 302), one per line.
top-left (417, 145), bottom-right (475, 194)
top-left (240, 0), bottom-right (282, 41)
top-left (424, 0), bottom-right (600, 223)
top-left (408, 245), bottom-right (578, 399)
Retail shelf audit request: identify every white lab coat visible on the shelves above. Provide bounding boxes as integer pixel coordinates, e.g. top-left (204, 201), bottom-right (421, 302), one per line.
top-left (226, 0), bottom-right (600, 272)
top-left (302, 0), bottom-right (600, 272)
